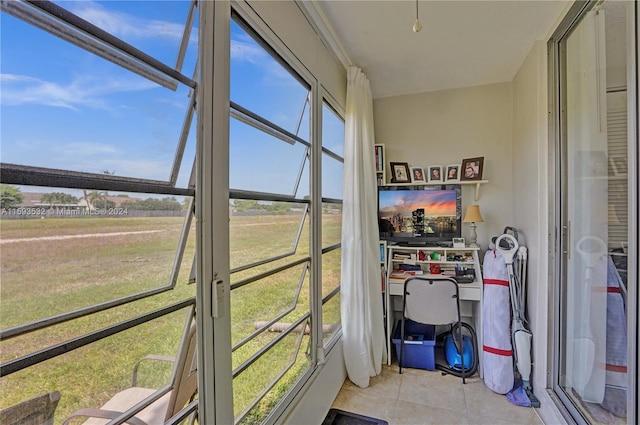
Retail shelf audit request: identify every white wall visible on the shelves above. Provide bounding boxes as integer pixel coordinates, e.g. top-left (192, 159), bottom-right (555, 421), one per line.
top-left (512, 39), bottom-right (547, 364)
top-left (281, 341), bottom-right (347, 424)
top-left (512, 40), bottom-right (566, 425)
top-left (373, 83), bottom-right (514, 247)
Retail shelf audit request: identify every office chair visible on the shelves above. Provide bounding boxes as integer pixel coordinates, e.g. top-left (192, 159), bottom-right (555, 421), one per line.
top-left (399, 276), bottom-right (468, 383)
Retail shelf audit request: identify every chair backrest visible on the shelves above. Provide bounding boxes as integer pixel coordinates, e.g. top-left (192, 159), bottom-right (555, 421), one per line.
top-left (0, 391), bottom-right (60, 425)
top-left (403, 277), bottom-right (460, 326)
top-left (164, 321), bottom-right (198, 421)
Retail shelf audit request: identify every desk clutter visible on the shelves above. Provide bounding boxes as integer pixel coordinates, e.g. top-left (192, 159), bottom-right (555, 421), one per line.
top-left (388, 247), bottom-right (476, 283)
top-left (382, 244), bottom-right (484, 373)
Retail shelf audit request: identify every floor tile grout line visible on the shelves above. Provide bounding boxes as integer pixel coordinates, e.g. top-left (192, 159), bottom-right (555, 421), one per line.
top-left (462, 381), bottom-right (470, 419)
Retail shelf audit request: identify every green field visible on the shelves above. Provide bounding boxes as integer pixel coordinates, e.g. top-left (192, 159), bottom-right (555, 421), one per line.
top-left (0, 212), bottom-right (341, 424)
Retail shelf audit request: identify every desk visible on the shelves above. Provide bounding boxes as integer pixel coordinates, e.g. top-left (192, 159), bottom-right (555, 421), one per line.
top-left (384, 245), bottom-right (483, 377)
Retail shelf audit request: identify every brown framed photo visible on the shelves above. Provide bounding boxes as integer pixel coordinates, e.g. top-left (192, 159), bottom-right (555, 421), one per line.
top-left (410, 166), bottom-right (426, 183)
top-left (390, 162), bottom-right (411, 183)
top-left (461, 157), bottom-right (484, 181)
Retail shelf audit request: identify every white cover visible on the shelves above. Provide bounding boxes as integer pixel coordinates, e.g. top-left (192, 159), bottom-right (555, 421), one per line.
top-left (482, 248), bottom-right (514, 394)
top-left (604, 257), bottom-right (627, 388)
top-left (340, 66), bottom-right (385, 388)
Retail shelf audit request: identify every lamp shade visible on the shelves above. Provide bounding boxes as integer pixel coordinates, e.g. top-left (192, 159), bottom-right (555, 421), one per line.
top-left (463, 205), bottom-right (484, 223)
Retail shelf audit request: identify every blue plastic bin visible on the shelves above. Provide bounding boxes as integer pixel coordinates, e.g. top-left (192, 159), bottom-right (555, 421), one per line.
top-left (392, 319), bottom-right (436, 370)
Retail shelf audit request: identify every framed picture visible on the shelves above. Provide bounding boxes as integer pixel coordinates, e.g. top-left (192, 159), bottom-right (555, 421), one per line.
top-left (410, 167), bottom-right (426, 183)
top-left (452, 237), bottom-right (465, 248)
top-left (445, 164), bottom-right (460, 181)
top-left (461, 157), bottom-right (484, 181)
top-left (390, 162), bottom-right (411, 183)
top-left (428, 165), bottom-right (442, 183)
top-left (374, 144), bottom-right (385, 173)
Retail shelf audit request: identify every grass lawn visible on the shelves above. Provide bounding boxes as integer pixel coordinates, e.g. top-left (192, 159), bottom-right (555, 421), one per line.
top-left (0, 212), bottom-right (342, 424)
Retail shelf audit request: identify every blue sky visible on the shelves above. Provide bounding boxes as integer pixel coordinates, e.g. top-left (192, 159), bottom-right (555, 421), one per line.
top-left (1, 0), bottom-right (344, 199)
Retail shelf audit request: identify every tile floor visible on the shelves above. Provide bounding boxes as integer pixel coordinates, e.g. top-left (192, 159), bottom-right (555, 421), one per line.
top-left (331, 364), bottom-right (544, 425)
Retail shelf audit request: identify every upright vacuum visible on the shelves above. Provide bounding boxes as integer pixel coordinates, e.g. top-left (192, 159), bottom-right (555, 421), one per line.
top-left (495, 232), bottom-right (540, 408)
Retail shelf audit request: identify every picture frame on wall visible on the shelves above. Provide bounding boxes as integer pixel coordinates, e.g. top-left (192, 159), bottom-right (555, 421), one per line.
top-left (445, 164), bottom-right (460, 181)
top-left (410, 167), bottom-right (426, 183)
top-left (428, 165), bottom-right (442, 183)
top-left (374, 144), bottom-right (385, 173)
top-left (461, 157), bottom-right (484, 181)
top-left (390, 162), bottom-right (411, 183)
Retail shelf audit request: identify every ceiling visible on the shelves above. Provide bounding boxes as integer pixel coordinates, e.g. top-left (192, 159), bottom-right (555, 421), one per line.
top-left (310, 1), bottom-right (570, 99)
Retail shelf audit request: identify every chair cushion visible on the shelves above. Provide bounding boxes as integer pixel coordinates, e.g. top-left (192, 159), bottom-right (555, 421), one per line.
top-left (83, 388), bottom-right (170, 425)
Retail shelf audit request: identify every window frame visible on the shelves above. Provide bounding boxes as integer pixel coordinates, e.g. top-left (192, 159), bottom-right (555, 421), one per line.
top-left (204, 4), bottom-right (346, 423)
top-left (0, 2), bottom-right (201, 422)
top-left (547, 2), bottom-right (639, 423)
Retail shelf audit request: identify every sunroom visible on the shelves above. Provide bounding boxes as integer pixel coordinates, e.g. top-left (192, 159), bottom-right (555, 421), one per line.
top-left (0, 1), bottom-right (637, 425)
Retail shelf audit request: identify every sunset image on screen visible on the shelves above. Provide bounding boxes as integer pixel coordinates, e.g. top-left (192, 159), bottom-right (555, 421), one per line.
top-left (378, 188), bottom-right (459, 237)
top-left (379, 190), bottom-right (456, 218)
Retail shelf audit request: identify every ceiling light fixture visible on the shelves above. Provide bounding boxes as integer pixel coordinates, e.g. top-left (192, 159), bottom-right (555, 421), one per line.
top-left (413, 0), bottom-right (422, 32)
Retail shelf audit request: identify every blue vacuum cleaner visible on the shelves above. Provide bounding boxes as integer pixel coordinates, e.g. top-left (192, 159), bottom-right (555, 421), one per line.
top-left (439, 322), bottom-right (478, 377)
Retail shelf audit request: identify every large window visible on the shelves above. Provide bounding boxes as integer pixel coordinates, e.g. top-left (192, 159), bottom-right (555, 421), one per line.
top-left (1, 1), bottom-right (199, 423)
top-left (228, 16), bottom-right (343, 423)
top-left (549, 1), bottom-right (637, 424)
top-left (1, 2), bottom-right (345, 424)
top-left (321, 102), bottom-right (344, 346)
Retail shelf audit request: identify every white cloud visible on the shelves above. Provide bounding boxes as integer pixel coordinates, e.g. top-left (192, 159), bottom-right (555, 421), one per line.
top-left (231, 39), bottom-right (266, 63)
top-left (230, 38), bottom-right (299, 89)
top-left (1, 73), bottom-right (156, 109)
top-left (69, 1), bottom-right (185, 42)
top-left (1, 74), bottom-right (79, 109)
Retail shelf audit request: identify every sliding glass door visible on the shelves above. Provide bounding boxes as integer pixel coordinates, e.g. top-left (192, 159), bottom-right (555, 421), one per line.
top-left (549, 1), bottom-right (637, 424)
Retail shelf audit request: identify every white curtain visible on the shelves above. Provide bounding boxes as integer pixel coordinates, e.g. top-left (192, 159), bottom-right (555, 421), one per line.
top-left (340, 66), bottom-right (385, 388)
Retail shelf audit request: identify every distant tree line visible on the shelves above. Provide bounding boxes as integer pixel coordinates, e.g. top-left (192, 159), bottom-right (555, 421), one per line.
top-left (0, 185), bottom-right (184, 212)
top-left (121, 196), bottom-right (183, 211)
top-left (233, 199), bottom-right (292, 215)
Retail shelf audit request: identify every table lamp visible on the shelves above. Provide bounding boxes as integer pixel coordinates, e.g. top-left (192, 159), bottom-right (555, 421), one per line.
top-left (463, 205), bottom-right (484, 247)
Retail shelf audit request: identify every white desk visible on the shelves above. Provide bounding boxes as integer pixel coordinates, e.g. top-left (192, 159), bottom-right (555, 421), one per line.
top-left (384, 245), bottom-right (483, 377)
